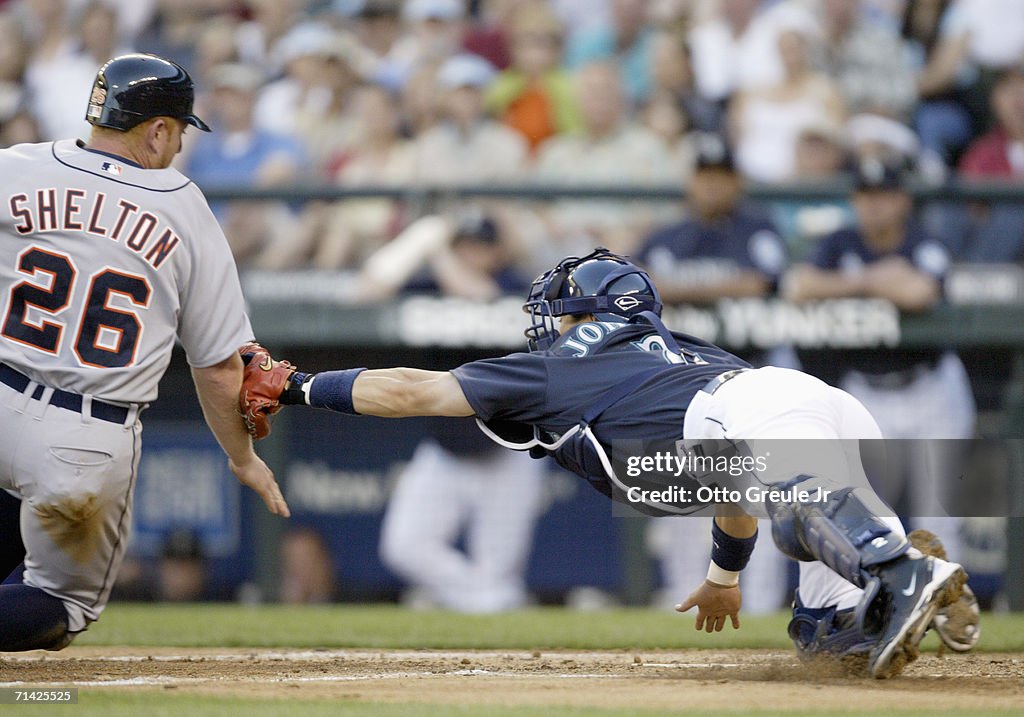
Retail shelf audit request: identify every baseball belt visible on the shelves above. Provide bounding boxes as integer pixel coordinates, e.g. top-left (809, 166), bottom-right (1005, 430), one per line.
top-left (700, 368), bottom-right (752, 396)
top-left (0, 362), bottom-right (130, 424)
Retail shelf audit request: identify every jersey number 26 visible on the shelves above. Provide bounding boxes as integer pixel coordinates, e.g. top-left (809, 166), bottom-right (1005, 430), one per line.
top-left (2, 247), bottom-right (150, 368)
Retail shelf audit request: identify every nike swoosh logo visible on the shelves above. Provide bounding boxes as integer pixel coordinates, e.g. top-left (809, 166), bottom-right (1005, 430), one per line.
top-left (259, 356), bottom-right (273, 371)
top-left (901, 571), bottom-right (918, 596)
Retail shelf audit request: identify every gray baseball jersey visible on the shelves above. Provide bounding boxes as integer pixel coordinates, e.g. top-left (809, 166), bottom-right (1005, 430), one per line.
top-left (0, 139), bottom-right (252, 633)
top-left (0, 139), bottom-right (253, 403)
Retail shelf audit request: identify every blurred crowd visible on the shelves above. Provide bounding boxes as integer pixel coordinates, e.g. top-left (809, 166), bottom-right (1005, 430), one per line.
top-left (3, 0), bottom-right (1024, 280)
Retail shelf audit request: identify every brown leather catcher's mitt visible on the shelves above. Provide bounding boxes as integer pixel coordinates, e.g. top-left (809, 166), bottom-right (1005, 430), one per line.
top-left (238, 342), bottom-right (295, 440)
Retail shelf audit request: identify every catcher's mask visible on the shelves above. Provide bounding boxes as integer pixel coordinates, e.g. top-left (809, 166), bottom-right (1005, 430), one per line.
top-left (522, 247), bottom-right (662, 352)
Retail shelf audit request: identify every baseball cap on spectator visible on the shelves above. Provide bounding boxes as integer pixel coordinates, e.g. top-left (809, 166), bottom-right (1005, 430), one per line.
top-left (846, 113), bottom-right (920, 161)
top-left (453, 209), bottom-right (500, 245)
top-left (853, 156), bottom-right (906, 192)
top-left (403, 0), bottom-right (465, 22)
top-left (208, 63), bottom-right (264, 94)
top-left (693, 133), bottom-right (736, 172)
top-left (437, 54), bottom-right (496, 90)
top-left (276, 22), bottom-right (339, 65)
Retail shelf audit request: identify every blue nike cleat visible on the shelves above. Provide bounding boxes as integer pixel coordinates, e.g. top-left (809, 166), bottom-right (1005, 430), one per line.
top-left (867, 551), bottom-right (968, 679)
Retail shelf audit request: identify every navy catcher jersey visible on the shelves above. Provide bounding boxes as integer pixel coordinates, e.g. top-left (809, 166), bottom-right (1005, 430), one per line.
top-left (451, 320), bottom-right (749, 484)
top-left (810, 222), bottom-right (948, 374)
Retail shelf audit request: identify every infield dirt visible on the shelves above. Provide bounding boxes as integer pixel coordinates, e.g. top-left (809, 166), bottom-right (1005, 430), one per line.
top-left (2, 647), bottom-right (1022, 712)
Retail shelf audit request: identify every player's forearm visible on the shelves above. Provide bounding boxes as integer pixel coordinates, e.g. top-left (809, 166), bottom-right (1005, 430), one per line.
top-left (287, 367), bottom-right (475, 418)
top-left (353, 369), bottom-right (475, 417)
top-left (864, 272), bottom-right (940, 312)
top-left (782, 265), bottom-right (865, 302)
top-left (192, 354), bottom-right (258, 465)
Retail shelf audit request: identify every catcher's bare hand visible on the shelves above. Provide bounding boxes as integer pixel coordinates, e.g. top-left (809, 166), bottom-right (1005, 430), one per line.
top-left (238, 342), bottom-right (296, 440)
top-left (676, 580), bottom-right (742, 632)
top-left (230, 454), bottom-right (290, 517)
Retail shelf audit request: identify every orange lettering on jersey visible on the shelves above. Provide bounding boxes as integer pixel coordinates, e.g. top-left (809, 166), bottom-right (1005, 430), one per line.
top-left (8, 194), bottom-right (32, 234)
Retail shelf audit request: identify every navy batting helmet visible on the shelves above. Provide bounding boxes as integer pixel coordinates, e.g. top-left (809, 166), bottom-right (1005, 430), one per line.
top-left (523, 248), bottom-right (662, 351)
top-left (86, 54), bottom-right (211, 132)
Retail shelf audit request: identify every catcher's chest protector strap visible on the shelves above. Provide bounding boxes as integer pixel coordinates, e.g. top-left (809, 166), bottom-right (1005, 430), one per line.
top-left (767, 482), bottom-right (909, 588)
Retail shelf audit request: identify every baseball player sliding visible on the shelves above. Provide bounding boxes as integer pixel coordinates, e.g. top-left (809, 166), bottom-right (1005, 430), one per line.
top-left (0, 54), bottom-right (288, 652)
top-left (242, 248), bottom-right (973, 678)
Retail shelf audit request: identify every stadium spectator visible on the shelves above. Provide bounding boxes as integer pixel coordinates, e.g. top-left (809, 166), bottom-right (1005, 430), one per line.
top-left (485, 1), bottom-right (582, 152)
top-left (532, 62), bottom-right (670, 262)
top-left (641, 90), bottom-right (699, 190)
top-left (132, 0), bottom-right (236, 70)
top-left (268, 82), bottom-right (414, 271)
top-left (461, 0), bottom-right (513, 70)
top-left (353, 209), bottom-right (528, 299)
top-left (926, 0), bottom-right (1024, 132)
top-left (959, 67), bottom-right (1024, 180)
top-left (185, 62), bottom-right (307, 265)
top-left (730, 26), bottom-right (846, 183)
top-left (0, 86), bottom-right (41, 148)
top-left (647, 29), bottom-right (723, 135)
top-left (812, 0), bottom-right (917, 121)
top-left (846, 112), bottom-right (923, 172)
top-left (772, 122), bottom-right (854, 259)
top-left (374, 0), bottom-right (467, 89)
top-left (235, 0), bottom-right (307, 77)
top-left (565, 0), bottom-right (654, 106)
top-left (400, 62), bottom-right (444, 136)
top-left (900, 0), bottom-right (975, 171)
top-left (191, 16), bottom-right (243, 89)
top-left (413, 53), bottom-right (527, 184)
top-left (331, 0), bottom-right (405, 79)
top-left (687, 0), bottom-right (811, 104)
top-left (280, 527), bottom-right (337, 604)
top-left (784, 157), bottom-right (975, 563)
top-left (0, 10), bottom-right (30, 87)
top-left (253, 22), bottom-right (347, 139)
top-left (293, 39), bottom-right (362, 174)
top-left (949, 68), bottom-right (1024, 262)
top-left (24, 1), bottom-right (131, 141)
top-left (636, 134), bottom-right (787, 305)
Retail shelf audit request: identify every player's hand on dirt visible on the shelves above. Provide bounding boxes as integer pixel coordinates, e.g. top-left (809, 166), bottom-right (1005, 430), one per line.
top-left (230, 454), bottom-right (290, 517)
top-left (676, 580), bottom-right (742, 633)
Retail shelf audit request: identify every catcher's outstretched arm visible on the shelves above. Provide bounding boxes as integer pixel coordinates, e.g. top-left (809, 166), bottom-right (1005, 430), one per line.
top-left (352, 368), bottom-right (474, 417)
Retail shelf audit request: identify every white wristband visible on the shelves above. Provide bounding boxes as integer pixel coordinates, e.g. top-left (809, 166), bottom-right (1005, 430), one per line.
top-left (706, 561), bottom-right (740, 588)
top-left (301, 375), bottom-right (315, 406)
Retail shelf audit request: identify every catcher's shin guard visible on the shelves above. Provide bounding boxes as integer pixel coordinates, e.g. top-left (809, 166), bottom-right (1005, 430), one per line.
top-left (766, 479), bottom-right (908, 588)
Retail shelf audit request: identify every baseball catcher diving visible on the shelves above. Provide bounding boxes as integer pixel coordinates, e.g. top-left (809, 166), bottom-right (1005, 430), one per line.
top-left (241, 248), bottom-right (972, 678)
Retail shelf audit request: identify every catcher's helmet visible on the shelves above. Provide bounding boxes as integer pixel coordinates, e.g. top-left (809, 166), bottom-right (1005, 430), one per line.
top-left (86, 54), bottom-right (211, 132)
top-left (523, 248), bottom-right (662, 351)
